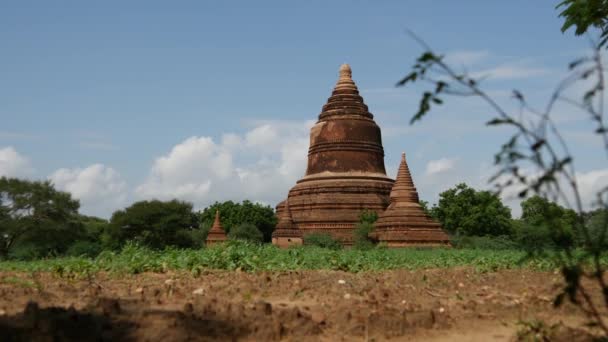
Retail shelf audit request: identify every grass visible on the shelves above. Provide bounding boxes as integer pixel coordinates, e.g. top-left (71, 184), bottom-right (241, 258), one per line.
top-left (0, 241), bottom-right (562, 278)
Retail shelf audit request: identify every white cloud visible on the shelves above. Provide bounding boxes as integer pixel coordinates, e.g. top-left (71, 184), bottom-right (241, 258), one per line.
top-left (49, 164), bottom-right (128, 218)
top-left (0, 146), bottom-right (33, 177)
top-left (425, 158), bottom-right (457, 176)
top-left (576, 169), bottom-right (608, 209)
top-left (444, 50), bottom-right (490, 66)
top-left (245, 124), bottom-right (279, 149)
top-left (471, 64), bottom-right (549, 80)
top-left (135, 120), bottom-right (311, 210)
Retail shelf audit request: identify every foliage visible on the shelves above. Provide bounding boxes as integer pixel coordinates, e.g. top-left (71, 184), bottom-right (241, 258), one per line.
top-left (353, 222), bottom-right (376, 250)
top-left (358, 209), bottom-right (378, 224)
top-left (0, 240), bottom-right (563, 276)
top-left (584, 209), bottom-right (608, 247)
top-left (516, 196), bottom-right (579, 251)
top-left (228, 223), bottom-right (263, 243)
top-left (0, 177), bottom-right (83, 259)
top-left (430, 183), bottom-right (513, 237)
top-left (450, 235), bottom-right (519, 250)
top-left (65, 241), bottom-right (102, 258)
top-left (304, 233), bottom-right (343, 250)
top-left (199, 200), bottom-right (277, 242)
top-left (351, 209), bottom-right (378, 249)
top-left (557, 0), bottom-right (608, 47)
top-left (108, 199), bottom-right (199, 250)
top-left (397, 23), bottom-right (608, 332)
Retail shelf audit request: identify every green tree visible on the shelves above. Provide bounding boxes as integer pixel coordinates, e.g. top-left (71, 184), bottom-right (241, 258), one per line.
top-left (108, 199), bottom-right (199, 250)
top-left (198, 200), bottom-right (277, 242)
top-left (431, 183), bottom-right (512, 237)
top-left (515, 196), bottom-right (579, 251)
top-left (65, 215), bottom-right (109, 257)
top-left (228, 223), bottom-right (263, 243)
top-left (0, 177), bottom-right (83, 259)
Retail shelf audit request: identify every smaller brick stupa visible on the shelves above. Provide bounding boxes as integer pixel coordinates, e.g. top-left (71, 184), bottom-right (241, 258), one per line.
top-left (271, 199), bottom-right (303, 248)
top-left (370, 153), bottom-right (450, 247)
top-left (206, 210), bottom-right (227, 246)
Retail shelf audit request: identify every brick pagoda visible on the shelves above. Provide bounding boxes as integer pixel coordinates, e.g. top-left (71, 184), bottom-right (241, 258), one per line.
top-left (274, 64), bottom-right (394, 245)
top-left (369, 153), bottom-right (450, 247)
top-left (206, 210), bottom-right (227, 246)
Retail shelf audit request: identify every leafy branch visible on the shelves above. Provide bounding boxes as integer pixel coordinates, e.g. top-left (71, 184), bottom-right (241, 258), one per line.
top-left (398, 32), bottom-right (608, 334)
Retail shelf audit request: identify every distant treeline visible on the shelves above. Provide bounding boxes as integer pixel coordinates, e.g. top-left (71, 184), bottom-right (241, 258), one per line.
top-left (0, 176), bottom-right (604, 260)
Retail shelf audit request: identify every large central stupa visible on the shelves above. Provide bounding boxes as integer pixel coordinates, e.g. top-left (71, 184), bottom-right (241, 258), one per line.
top-left (273, 64), bottom-right (395, 246)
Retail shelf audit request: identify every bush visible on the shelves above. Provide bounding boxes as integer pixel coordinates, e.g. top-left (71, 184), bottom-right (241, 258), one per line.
top-left (229, 223), bottom-right (263, 243)
top-left (7, 243), bottom-right (44, 261)
top-left (304, 233), bottom-right (343, 250)
top-left (66, 241), bottom-right (103, 258)
top-left (353, 222), bottom-right (376, 250)
top-left (450, 235), bottom-right (519, 250)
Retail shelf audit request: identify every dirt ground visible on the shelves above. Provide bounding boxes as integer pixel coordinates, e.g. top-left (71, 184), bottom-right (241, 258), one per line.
top-left (0, 267), bottom-right (604, 341)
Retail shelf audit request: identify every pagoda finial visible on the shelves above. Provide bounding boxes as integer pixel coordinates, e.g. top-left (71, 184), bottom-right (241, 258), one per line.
top-left (339, 63), bottom-right (352, 80)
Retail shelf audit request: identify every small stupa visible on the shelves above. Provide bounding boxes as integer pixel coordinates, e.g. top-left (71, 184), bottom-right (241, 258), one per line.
top-left (271, 199), bottom-right (303, 248)
top-left (206, 210), bottom-right (227, 245)
top-left (369, 153), bottom-right (450, 247)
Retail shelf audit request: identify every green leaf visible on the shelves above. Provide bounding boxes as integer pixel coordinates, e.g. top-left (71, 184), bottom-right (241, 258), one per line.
top-left (396, 72), bottom-right (418, 86)
top-left (486, 118), bottom-right (514, 126)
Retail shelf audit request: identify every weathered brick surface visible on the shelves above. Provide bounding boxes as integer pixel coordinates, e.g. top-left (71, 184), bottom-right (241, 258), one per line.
top-left (206, 210), bottom-right (227, 245)
top-left (273, 65), bottom-right (449, 247)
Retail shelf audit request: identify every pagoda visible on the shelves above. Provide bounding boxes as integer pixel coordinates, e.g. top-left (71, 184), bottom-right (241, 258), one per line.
top-left (206, 210), bottom-right (227, 246)
top-left (271, 199), bottom-right (303, 247)
top-left (274, 64), bottom-right (394, 245)
top-left (369, 153), bottom-right (450, 247)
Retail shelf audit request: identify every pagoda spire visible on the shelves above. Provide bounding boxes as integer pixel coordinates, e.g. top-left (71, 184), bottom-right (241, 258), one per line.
top-left (271, 199), bottom-right (303, 248)
top-left (206, 209), bottom-right (227, 245)
top-left (389, 152), bottom-right (419, 203)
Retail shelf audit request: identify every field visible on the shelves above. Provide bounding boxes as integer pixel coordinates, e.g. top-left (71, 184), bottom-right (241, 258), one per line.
top-left (0, 242), bottom-right (605, 341)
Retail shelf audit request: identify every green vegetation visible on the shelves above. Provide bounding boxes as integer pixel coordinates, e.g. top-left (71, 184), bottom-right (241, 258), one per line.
top-left (304, 233), bottom-right (343, 250)
top-left (0, 241), bottom-right (563, 276)
top-left (0, 177), bottom-right (84, 259)
top-left (353, 209), bottom-right (378, 250)
top-left (228, 223), bottom-right (264, 243)
top-left (199, 200), bottom-right (277, 242)
top-left (107, 199), bottom-right (200, 250)
top-left (430, 183), bottom-right (513, 237)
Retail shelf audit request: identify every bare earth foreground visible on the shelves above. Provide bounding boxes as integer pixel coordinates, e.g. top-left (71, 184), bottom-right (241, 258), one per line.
top-left (0, 268), bottom-right (604, 341)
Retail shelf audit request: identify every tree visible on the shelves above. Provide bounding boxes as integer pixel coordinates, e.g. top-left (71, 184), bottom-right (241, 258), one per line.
top-left (198, 200), bottom-right (277, 242)
top-left (431, 183), bottom-right (512, 237)
top-left (65, 215), bottom-right (110, 257)
top-left (513, 196), bottom-right (579, 251)
top-left (228, 223), bottom-right (263, 243)
top-left (558, 0), bottom-right (608, 46)
top-left (0, 177), bottom-right (83, 259)
top-left (108, 199), bottom-right (199, 250)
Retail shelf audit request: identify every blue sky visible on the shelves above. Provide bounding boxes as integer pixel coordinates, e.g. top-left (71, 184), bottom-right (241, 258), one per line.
top-left (1, 1), bottom-right (605, 217)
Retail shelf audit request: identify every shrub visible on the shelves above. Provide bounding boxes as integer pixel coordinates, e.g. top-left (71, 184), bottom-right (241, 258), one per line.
top-left (229, 223), bottom-right (263, 243)
top-left (66, 241), bottom-right (102, 258)
top-left (304, 233), bottom-right (343, 250)
top-left (450, 235), bottom-right (519, 250)
top-left (353, 222), bottom-right (376, 250)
